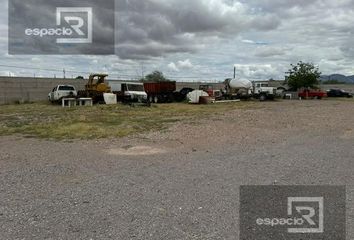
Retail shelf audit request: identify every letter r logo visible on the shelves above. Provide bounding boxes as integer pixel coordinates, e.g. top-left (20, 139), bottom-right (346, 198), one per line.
top-left (288, 197), bottom-right (324, 233)
top-left (56, 7), bottom-right (92, 44)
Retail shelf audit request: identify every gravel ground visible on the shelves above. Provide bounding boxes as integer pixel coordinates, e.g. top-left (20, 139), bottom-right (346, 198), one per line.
top-left (1, 100), bottom-right (354, 239)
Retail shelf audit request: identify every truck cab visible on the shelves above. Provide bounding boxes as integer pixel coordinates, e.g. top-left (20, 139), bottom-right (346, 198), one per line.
top-left (252, 82), bottom-right (276, 101)
top-left (109, 82), bottom-right (148, 103)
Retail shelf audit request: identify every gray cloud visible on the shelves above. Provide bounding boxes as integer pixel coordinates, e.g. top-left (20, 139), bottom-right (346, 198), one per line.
top-left (2, 0), bottom-right (354, 80)
top-left (254, 47), bottom-right (287, 58)
top-left (116, 0), bottom-right (280, 59)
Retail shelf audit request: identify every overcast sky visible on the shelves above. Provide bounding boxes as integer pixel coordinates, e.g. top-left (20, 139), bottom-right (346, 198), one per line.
top-left (1, 0), bottom-right (354, 81)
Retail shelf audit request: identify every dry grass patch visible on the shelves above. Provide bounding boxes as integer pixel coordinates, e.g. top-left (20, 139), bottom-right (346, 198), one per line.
top-left (0, 101), bottom-right (255, 140)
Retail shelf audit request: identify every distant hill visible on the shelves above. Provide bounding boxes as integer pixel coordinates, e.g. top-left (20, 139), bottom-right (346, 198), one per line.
top-left (320, 74), bottom-right (354, 83)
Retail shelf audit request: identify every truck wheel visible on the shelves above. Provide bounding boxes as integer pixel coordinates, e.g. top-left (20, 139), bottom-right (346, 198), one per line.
top-left (161, 96), bottom-right (168, 103)
top-left (149, 96), bottom-right (154, 103)
top-left (154, 96), bottom-right (159, 103)
top-left (168, 94), bottom-right (174, 103)
top-left (259, 94), bottom-right (266, 101)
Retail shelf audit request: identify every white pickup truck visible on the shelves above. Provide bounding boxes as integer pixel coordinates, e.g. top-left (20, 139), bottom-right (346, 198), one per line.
top-left (48, 85), bottom-right (77, 103)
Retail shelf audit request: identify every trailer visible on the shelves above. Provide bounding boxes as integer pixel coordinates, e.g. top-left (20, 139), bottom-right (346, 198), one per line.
top-left (144, 81), bottom-right (177, 103)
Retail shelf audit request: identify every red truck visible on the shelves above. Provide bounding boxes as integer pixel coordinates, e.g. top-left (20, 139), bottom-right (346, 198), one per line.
top-left (144, 81), bottom-right (177, 103)
top-left (298, 89), bottom-right (327, 99)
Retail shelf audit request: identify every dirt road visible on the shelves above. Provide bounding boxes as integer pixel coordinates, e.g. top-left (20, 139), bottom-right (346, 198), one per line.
top-left (1, 100), bottom-right (354, 239)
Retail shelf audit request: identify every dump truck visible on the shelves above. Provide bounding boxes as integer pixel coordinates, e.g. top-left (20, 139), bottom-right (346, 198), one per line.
top-left (144, 81), bottom-right (176, 103)
top-left (77, 74), bottom-right (111, 103)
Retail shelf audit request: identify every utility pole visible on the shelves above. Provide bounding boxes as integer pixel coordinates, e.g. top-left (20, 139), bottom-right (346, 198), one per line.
top-left (63, 69), bottom-right (66, 79)
top-left (234, 66), bottom-right (236, 79)
top-left (141, 62), bottom-right (145, 80)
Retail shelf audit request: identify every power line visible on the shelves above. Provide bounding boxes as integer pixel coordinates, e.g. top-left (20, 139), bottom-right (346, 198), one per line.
top-left (0, 63), bottom-right (228, 80)
top-left (0, 64), bottom-right (89, 75)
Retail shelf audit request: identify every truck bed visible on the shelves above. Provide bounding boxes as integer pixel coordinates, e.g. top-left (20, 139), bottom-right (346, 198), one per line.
top-left (298, 90), bottom-right (327, 99)
top-left (144, 82), bottom-right (176, 95)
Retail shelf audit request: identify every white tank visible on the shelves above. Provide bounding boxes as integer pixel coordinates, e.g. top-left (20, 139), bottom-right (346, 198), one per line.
top-left (229, 78), bottom-right (252, 89)
top-left (187, 90), bottom-right (209, 104)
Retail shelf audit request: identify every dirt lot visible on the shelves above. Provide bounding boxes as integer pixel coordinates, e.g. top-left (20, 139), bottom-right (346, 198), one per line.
top-left (1, 99), bottom-right (354, 239)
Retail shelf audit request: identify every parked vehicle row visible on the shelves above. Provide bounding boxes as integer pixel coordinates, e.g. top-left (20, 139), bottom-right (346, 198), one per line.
top-left (287, 88), bottom-right (353, 100)
top-left (48, 75), bottom-right (354, 104)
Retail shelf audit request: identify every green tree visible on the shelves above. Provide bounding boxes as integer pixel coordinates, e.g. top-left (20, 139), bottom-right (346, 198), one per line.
top-left (286, 62), bottom-right (321, 90)
top-left (140, 71), bottom-right (170, 82)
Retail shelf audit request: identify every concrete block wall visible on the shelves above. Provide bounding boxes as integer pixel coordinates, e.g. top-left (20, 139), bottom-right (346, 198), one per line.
top-left (0, 77), bottom-right (86, 104)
